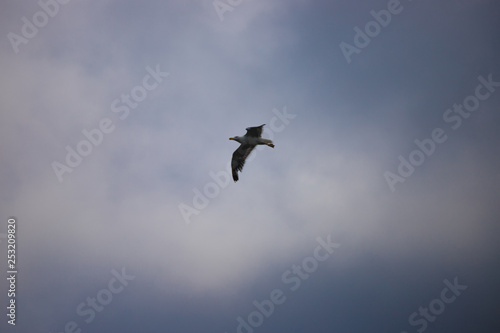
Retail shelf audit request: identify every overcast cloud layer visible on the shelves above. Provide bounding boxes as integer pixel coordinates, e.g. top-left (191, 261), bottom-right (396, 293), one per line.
top-left (1, 0), bottom-right (499, 332)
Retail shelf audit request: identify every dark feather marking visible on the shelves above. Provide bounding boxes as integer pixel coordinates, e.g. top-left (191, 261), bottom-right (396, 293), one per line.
top-left (245, 124), bottom-right (265, 138)
top-left (231, 144), bottom-right (255, 182)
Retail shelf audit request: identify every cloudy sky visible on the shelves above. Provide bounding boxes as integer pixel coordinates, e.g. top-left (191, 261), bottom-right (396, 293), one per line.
top-left (1, 0), bottom-right (499, 332)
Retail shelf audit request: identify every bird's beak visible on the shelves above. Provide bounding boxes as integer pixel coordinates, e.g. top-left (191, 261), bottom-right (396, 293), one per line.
top-left (229, 137), bottom-right (234, 140)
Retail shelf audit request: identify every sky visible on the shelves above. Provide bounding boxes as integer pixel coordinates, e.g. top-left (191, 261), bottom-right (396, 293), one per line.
top-left (0, 0), bottom-right (499, 332)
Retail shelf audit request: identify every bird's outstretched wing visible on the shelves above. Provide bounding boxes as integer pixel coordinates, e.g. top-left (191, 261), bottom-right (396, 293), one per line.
top-left (245, 124), bottom-right (265, 138)
top-left (231, 144), bottom-right (255, 182)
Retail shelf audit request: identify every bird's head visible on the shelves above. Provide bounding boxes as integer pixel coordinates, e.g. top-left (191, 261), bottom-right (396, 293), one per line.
top-left (229, 136), bottom-right (242, 143)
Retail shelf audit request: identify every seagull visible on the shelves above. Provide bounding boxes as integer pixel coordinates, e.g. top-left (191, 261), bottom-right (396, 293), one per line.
top-left (229, 124), bottom-right (274, 182)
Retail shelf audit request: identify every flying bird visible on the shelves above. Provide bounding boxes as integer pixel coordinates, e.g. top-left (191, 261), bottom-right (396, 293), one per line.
top-left (229, 124), bottom-right (274, 182)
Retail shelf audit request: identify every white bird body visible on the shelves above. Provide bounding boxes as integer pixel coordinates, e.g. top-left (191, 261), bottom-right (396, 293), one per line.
top-left (231, 136), bottom-right (273, 146)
